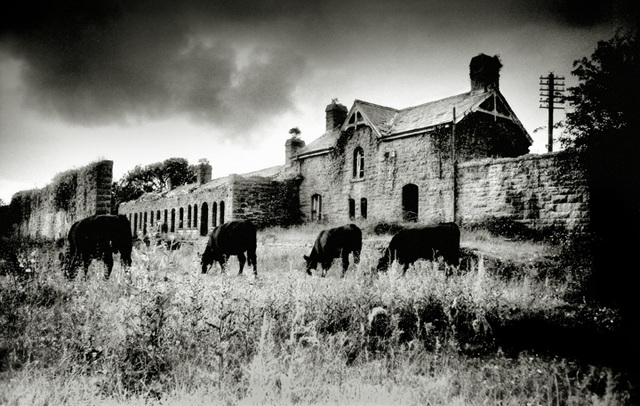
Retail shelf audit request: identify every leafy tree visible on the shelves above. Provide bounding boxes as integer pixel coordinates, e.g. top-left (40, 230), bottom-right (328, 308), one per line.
top-left (112, 158), bottom-right (196, 208)
top-left (561, 30), bottom-right (639, 320)
top-left (288, 127), bottom-right (301, 138)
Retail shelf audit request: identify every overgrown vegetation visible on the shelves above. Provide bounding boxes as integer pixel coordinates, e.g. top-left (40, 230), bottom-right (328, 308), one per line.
top-left (0, 224), bottom-right (635, 405)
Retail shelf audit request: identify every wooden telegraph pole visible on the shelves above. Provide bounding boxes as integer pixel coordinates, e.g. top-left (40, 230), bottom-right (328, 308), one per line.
top-left (539, 73), bottom-right (565, 152)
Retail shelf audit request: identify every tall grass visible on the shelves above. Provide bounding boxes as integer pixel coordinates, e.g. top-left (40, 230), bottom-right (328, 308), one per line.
top-left (0, 226), bottom-right (633, 405)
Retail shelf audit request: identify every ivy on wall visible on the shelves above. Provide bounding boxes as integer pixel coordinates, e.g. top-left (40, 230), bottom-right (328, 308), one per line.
top-left (53, 170), bottom-right (78, 212)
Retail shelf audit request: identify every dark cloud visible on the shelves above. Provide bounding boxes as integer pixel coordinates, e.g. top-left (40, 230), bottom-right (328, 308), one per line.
top-left (0, 0), bottom-right (633, 133)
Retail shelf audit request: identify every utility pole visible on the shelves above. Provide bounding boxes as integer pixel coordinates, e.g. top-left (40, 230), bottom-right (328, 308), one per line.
top-left (539, 73), bottom-right (565, 152)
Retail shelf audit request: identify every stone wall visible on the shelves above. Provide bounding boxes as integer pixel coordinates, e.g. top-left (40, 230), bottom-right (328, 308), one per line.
top-left (298, 126), bottom-right (456, 224)
top-left (9, 160), bottom-right (113, 240)
top-left (118, 177), bottom-right (231, 239)
top-left (456, 152), bottom-right (589, 231)
top-left (117, 172), bottom-right (302, 239)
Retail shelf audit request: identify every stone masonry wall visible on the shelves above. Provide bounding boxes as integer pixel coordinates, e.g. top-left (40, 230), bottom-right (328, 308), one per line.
top-left (457, 152), bottom-right (589, 231)
top-left (118, 178), bottom-right (231, 240)
top-left (9, 160), bottom-right (113, 240)
top-left (299, 126), bottom-right (456, 224)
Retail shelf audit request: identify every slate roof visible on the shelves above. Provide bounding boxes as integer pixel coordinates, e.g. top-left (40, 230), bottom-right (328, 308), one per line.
top-left (297, 89), bottom-right (531, 157)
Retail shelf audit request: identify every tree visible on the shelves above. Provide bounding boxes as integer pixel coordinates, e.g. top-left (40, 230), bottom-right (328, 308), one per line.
top-left (112, 158), bottom-right (196, 208)
top-left (561, 29), bottom-right (639, 323)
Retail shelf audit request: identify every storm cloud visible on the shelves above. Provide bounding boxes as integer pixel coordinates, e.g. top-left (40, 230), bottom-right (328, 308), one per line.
top-left (0, 0), bottom-right (634, 134)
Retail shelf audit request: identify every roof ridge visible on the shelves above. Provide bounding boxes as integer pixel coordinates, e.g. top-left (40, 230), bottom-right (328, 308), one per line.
top-left (399, 91), bottom-right (478, 112)
top-left (354, 99), bottom-right (399, 112)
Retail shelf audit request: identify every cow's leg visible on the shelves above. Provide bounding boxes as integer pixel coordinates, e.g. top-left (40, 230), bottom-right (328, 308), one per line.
top-left (218, 255), bottom-right (227, 274)
top-left (103, 250), bottom-right (114, 280)
top-left (401, 262), bottom-right (410, 276)
top-left (248, 251), bottom-right (257, 276)
top-left (82, 254), bottom-right (91, 280)
top-left (319, 261), bottom-right (327, 277)
top-left (341, 253), bottom-right (350, 278)
top-left (237, 253), bottom-right (246, 275)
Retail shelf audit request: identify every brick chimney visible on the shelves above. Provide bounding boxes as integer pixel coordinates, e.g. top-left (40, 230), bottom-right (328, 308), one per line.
top-left (470, 54), bottom-right (502, 92)
top-left (325, 99), bottom-right (348, 131)
top-left (285, 136), bottom-right (306, 166)
top-left (197, 161), bottom-right (212, 185)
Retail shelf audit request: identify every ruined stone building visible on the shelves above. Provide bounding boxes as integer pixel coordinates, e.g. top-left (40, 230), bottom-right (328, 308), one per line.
top-left (10, 54), bottom-right (590, 241)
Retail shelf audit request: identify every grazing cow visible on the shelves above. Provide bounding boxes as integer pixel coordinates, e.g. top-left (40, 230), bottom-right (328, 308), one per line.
top-left (304, 223), bottom-right (362, 277)
top-left (67, 214), bottom-right (133, 279)
top-left (201, 220), bottom-right (257, 276)
top-left (376, 222), bottom-right (460, 275)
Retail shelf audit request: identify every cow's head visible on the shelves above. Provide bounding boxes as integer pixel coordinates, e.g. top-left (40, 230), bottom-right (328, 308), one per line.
top-left (303, 255), bottom-right (317, 275)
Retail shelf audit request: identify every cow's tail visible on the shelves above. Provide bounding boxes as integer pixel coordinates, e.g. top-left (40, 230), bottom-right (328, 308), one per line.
top-left (376, 247), bottom-right (391, 272)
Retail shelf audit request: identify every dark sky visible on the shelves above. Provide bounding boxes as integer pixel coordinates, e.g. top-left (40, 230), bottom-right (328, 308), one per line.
top-left (0, 0), bottom-right (635, 202)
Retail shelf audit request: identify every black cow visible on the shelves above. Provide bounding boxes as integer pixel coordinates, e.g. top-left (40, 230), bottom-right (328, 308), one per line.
top-left (67, 214), bottom-right (133, 279)
top-left (201, 220), bottom-right (257, 276)
top-left (304, 223), bottom-right (362, 277)
top-left (376, 222), bottom-right (460, 275)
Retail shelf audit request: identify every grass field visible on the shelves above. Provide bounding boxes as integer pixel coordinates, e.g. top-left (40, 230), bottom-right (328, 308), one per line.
top-left (0, 223), bottom-right (635, 405)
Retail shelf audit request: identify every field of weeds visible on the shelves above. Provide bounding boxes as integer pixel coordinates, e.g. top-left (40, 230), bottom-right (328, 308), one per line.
top-left (0, 223), bottom-right (636, 405)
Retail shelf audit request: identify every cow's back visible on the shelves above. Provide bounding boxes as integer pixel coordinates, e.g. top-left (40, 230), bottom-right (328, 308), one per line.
top-left (212, 220), bottom-right (257, 254)
top-left (314, 224), bottom-right (361, 259)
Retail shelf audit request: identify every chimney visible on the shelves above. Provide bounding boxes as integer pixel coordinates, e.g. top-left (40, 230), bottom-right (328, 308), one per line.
top-left (285, 136), bottom-right (306, 166)
top-left (470, 54), bottom-right (502, 92)
top-left (196, 161), bottom-right (212, 185)
top-left (325, 99), bottom-right (348, 132)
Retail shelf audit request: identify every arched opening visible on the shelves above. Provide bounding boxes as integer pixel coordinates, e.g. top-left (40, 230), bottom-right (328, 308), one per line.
top-left (348, 198), bottom-right (356, 220)
top-left (187, 205), bottom-right (192, 228)
top-left (170, 209), bottom-right (176, 232)
top-left (143, 212), bottom-right (148, 235)
top-left (133, 213), bottom-right (138, 235)
top-left (200, 203), bottom-right (209, 236)
top-left (179, 207), bottom-right (184, 229)
top-left (360, 198), bottom-right (368, 219)
top-left (353, 147), bottom-right (364, 178)
top-left (311, 194), bottom-right (322, 221)
top-left (402, 184), bottom-right (419, 222)
top-left (219, 201), bottom-right (225, 224)
top-left (212, 202), bottom-right (218, 227)
top-left (193, 205), bottom-right (198, 229)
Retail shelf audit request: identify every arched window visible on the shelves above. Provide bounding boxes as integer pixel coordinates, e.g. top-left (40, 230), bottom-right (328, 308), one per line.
top-left (212, 202), bottom-right (218, 227)
top-left (187, 205), bottom-right (192, 228)
top-left (193, 205), bottom-right (198, 229)
top-left (200, 203), bottom-right (209, 236)
top-left (143, 212), bottom-right (148, 235)
top-left (348, 198), bottom-right (356, 220)
top-left (360, 198), bottom-right (368, 219)
top-left (133, 213), bottom-right (138, 235)
top-left (164, 209), bottom-right (168, 226)
top-left (219, 201), bottom-right (225, 224)
top-left (170, 209), bottom-right (176, 232)
top-left (179, 207), bottom-right (184, 229)
top-left (402, 184), bottom-right (419, 222)
top-left (311, 194), bottom-right (322, 221)
top-left (353, 147), bottom-right (364, 178)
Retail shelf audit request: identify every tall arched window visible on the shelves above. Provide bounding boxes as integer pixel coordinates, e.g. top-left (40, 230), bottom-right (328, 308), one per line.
top-left (187, 205), bottom-right (192, 228)
top-left (311, 194), bottom-right (322, 221)
top-left (200, 203), bottom-right (208, 236)
top-left (193, 205), bottom-right (198, 229)
top-left (171, 209), bottom-right (176, 232)
top-left (402, 184), bottom-right (419, 222)
top-left (219, 201), bottom-right (225, 224)
top-left (353, 147), bottom-right (364, 178)
top-left (179, 207), bottom-right (184, 229)
top-left (360, 198), bottom-right (368, 219)
top-left (212, 202), bottom-right (218, 227)
top-left (348, 198), bottom-right (356, 220)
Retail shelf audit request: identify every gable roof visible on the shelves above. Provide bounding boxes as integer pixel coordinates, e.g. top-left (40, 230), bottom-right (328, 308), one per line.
top-left (297, 89), bottom-right (531, 158)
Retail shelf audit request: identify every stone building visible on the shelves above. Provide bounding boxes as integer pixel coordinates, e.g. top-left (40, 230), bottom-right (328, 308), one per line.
top-left (14, 53), bottom-right (585, 241)
top-left (292, 53), bottom-right (533, 224)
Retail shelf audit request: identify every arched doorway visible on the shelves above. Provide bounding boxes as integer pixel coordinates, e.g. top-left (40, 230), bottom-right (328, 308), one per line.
top-left (200, 202), bottom-right (209, 236)
top-left (402, 184), bottom-right (419, 222)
